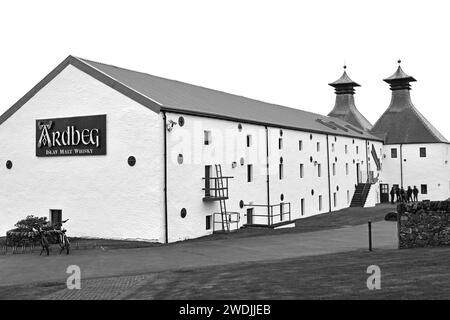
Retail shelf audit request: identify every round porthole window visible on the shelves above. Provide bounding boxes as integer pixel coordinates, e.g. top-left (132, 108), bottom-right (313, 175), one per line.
top-left (177, 154), bottom-right (184, 164)
top-left (239, 200), bottom-right (244, 209)
top-left (311, 189), bottom-right (315, 196)
top-left (280, 194), bottom-right (284, 201)
top-left (6, 160), bottom-right (12, 170)
top-left (180, 208), bottom-right (187, 218)
top-left (178, 116), bottom-right (185, 127)
top-left (238, 124), bottom-right (243, 132)
top-left (128, 156), bottom-right (136, 167)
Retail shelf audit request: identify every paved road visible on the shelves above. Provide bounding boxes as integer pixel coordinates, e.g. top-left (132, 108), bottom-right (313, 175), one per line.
top-left (0, 221), bottom-right (397, 287)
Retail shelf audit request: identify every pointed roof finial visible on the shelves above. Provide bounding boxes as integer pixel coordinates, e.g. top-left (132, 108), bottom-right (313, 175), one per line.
top-left (383, 59), bottom-right (416, 89)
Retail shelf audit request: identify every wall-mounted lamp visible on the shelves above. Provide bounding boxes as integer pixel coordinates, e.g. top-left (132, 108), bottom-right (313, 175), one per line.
top-left (167, 120), bottom-right (177, 132)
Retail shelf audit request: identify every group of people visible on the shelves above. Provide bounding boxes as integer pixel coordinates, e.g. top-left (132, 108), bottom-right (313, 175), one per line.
top-left (390, 185), bottom-right (419, 203)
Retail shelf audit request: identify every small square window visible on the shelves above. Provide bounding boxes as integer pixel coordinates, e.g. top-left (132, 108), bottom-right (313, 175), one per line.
top-left (421, 184), bottom-right (427, 194)
top-left (206, 215), bottom-right (212, 230)
top-left (420, 147), bottom-right (426, 158)
top-left (204, 130), bottom-right (212, 145)
top-left (391, 148), bottom-right (398, 158)
top-left (299, 140), bottom-right (303, 151)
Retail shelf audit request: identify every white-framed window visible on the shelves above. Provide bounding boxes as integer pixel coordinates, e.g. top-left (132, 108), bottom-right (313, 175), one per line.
top-left (247, 164), bottom-right (253, 182)
top-left (301, 198), bottom-right (305, 216)
top-left (333, 193), bottom-right (337, 208)
top-left (299, 140), bottom-right (303, 151)
top-left (347, 190), bottom-right (350, 204)
top-left (420, 147), bottom-right (426, 158)
top-left (246, 135), bottom-right (252, 147)
top-left (300, 164), bottom-right (304, 178)
top-left (317, 142), bottom-right (320, 152)
top-left (356, 146), bottom-right (359, 154)
top-left (318, 163), bottom-right (321, 177)
top-left (345, 163), bottom-right (349, 175)
top-left (391, 148), bottom-right (397, 158)
top-left (345, 145), bottom-right (348, 154)
top-left (332, 143), bottom-right (335, 152)
top-left (332, 163), bottom-right (336, 176)
top-left (279, 163), bottom-right (284, 180)
top-left (204, 130), bottom-right (212, 145)
top-left (319, 195), bottom-right (323, 211)
top-left (279, 138), bottom-right (283, 150)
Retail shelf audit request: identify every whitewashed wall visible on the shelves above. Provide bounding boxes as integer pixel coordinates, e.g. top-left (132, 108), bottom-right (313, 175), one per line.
top-left (0, 65), bottom-right (165, 242)
top-left (380, 143), bottom-right (450, 201)
top-left (165, 113), bottom-right (269, 242)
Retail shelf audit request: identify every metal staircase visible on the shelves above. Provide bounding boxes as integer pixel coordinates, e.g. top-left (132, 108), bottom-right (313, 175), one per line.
top-left (350, 183), bottom-right (372, 207)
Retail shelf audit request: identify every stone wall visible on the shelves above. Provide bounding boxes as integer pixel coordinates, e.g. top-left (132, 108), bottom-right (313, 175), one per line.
top-left (397, 201), bottom-right (450, 249)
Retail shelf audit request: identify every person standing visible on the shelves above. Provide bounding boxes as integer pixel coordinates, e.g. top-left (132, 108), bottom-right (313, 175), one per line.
top-left (395, 186), bottom-right (401, 202)
top-left (413, 186), bottom-right (419, 202)
top-left (400, 187), bottom-right (406, 202)
top-left (407, 186), bottom-right (413, 203)
top-left (390, 186), bottom-right (395, 204)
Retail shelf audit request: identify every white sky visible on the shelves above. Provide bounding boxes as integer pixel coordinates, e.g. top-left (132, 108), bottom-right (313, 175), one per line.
top-left (1, 0), bottom-right (449, 137)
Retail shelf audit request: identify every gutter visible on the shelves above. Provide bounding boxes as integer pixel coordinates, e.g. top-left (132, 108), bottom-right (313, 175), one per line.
top-left (162, 112), bottom-right (169, 244)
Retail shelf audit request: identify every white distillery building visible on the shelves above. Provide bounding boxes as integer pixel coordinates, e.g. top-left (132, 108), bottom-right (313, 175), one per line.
top-left (0, 56), bottom-right (447, 243)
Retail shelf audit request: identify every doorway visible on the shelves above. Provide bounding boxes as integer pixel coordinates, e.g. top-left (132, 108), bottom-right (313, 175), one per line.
top-left (380, 184), bottom-right (389, 203)
top-left (356, 163), bottom-right (360, 184)
top-left (247, 208), bottom-right (254, 225)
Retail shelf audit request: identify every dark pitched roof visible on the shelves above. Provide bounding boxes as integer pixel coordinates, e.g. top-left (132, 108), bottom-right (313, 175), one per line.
top-left (327, 69), bottom-right (372, 131)
top-left (371, 65), bottom-right (447, 144)
top-left (0, 56), bottom-right (383, 141)
top-left (328, 70), bottom-right (360, 87)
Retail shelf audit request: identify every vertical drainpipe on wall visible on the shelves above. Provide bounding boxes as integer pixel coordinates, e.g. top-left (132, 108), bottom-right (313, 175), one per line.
top-left (265, 126), bottom-right (271, 225)
top-left (162, 112), bottom-right (169, 244)
top-left (326, 135), bottom-right (332, 213)
top-left (400, 144), bottom-right (404, 188)
top-left (365, 139), bottom-right (369, 182)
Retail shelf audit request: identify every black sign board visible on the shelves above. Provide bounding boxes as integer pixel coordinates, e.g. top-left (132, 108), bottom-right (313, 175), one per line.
top-left (36, 115), bottom-right (107, 157)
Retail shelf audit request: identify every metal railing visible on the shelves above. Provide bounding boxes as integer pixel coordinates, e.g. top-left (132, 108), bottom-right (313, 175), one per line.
top-left (213, 212), bottom-right (240, 232)
top-left (243, 202), bottom-right (292, 226)
top-left (202, 176), bottom-right (233, 199)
